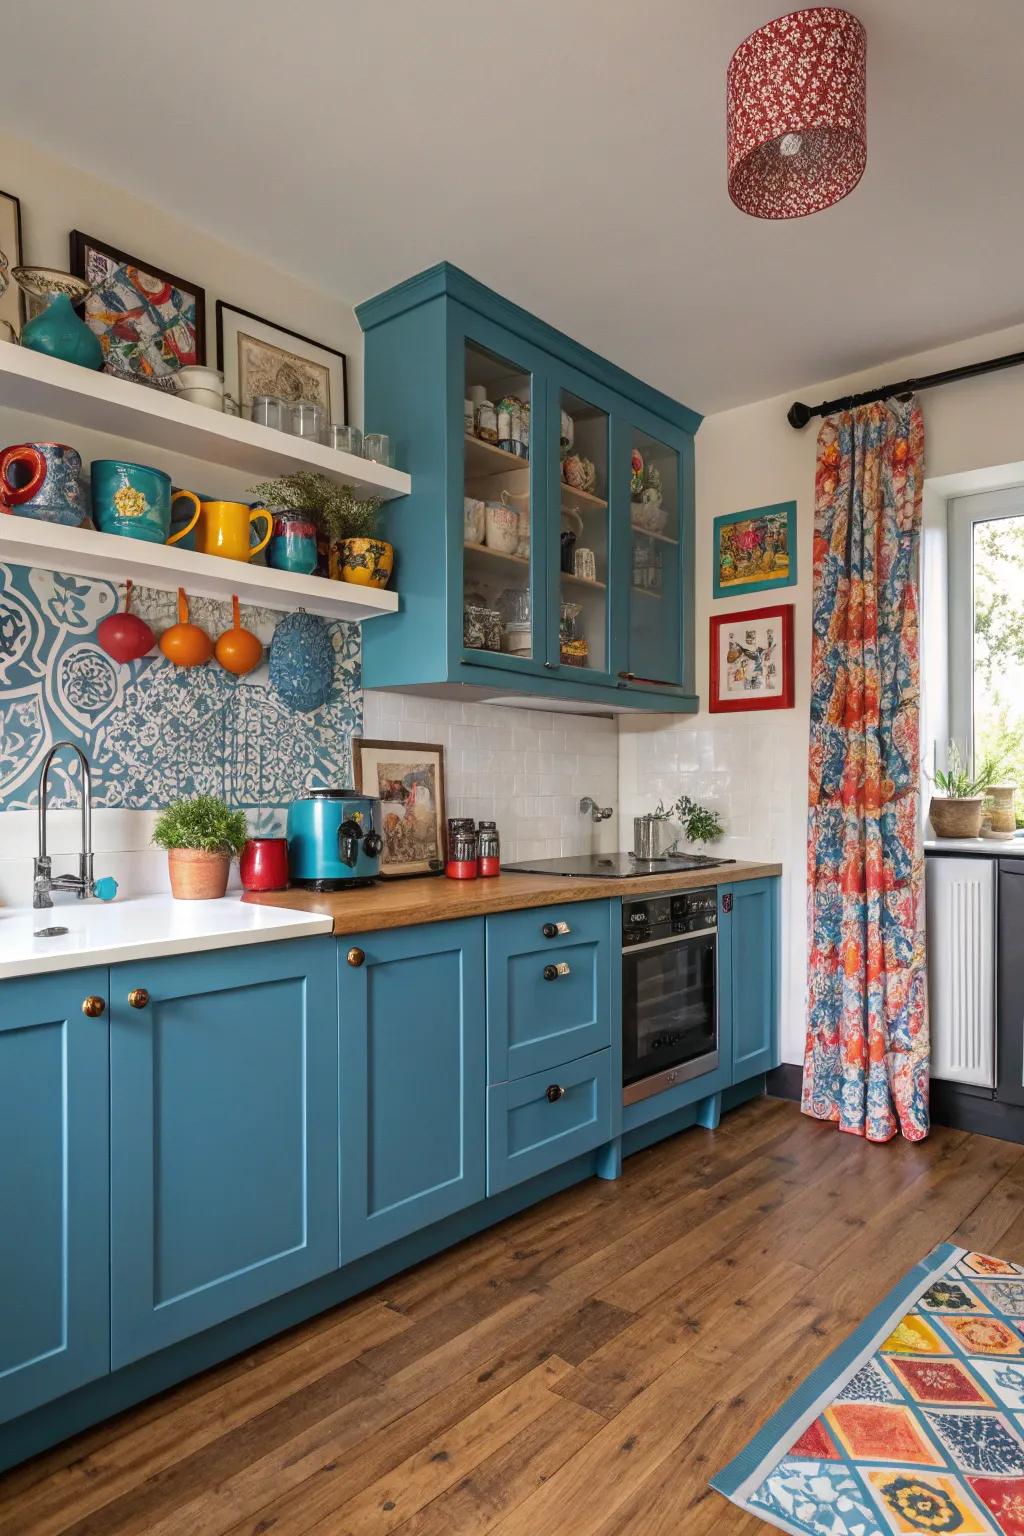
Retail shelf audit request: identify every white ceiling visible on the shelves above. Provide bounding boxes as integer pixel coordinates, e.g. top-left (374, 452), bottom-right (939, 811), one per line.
top-left (3, 0), bottom-right (1023, 415)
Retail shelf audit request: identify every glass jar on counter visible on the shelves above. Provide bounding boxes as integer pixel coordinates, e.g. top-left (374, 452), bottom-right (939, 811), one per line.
top-left (477, 821), bottom-right (500, 877)
top-left (446, 824), bottom-right (478, 880)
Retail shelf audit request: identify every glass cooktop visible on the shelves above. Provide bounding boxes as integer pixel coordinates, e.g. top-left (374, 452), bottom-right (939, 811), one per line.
top-left (501, 853), bottom-right (736, 879)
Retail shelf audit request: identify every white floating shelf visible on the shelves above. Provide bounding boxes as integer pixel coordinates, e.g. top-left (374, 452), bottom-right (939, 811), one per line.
top-left (0, 517), bottom-right (398, 622)
top-left (0, 343), bottom-right (411, 500)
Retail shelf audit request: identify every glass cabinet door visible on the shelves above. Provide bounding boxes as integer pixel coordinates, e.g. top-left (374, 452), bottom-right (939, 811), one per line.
top-left (462, 339), bottom-right (538, 668)
top-left (626, 428), bottom-right (683, 689)
top-left (557, 389), bottom-right (610, 677)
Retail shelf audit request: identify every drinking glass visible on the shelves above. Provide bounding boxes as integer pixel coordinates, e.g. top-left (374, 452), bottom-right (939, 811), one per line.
top-left (289, 400), bottom-right (325, 440)
top-left (250, 394), bottom-right (285, 430)
top-left (322, 424), bottom-right (363, 454)
top-left (363, 432), bottom-right (392, 465)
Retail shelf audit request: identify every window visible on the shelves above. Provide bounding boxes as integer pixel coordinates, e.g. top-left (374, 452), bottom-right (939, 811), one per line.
top-left (948, 486), bottom-right (1024, 811)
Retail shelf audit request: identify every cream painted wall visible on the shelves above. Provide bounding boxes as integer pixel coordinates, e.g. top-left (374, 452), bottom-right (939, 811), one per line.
top-left (1, 129), bottom-right (364, 421)
top-left (619, 320), bottom-right (1024, 1067)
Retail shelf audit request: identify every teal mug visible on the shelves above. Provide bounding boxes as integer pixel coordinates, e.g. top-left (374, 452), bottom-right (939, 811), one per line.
top-left (91, 460), bottom-right (200, 545)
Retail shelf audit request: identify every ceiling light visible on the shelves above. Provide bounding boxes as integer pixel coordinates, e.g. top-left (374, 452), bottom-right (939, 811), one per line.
top-left (727, 7), bottom-right (867, 219)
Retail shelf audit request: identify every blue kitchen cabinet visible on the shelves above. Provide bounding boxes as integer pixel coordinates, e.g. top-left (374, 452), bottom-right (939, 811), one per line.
top-left (722, 878), bottom-right (780, 1081)
top-left (488, 1049), bottom-right (614, 1195)
top-left (486, 900), bottom-right (614, 1082)
top-left (109, 938), bottom-right (339, 1369)
top-left (338, 919), bottom-right (486, 1263)
top-left (357, 262), bottom-right (700, 713)
top-left (0, 970), bottom-right (110, 1424)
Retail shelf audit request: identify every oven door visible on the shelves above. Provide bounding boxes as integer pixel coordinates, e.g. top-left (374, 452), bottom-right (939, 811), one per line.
top-left (622, 931), bottom-right (718, 1103)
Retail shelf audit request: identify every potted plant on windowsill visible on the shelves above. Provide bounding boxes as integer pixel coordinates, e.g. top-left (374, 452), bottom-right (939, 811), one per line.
top-left (152, 795), bottom-right (250, 899)
top-left (249, 471), bottom-right (391, 588)
top-left (929, 743), bottom-right (1000, 839)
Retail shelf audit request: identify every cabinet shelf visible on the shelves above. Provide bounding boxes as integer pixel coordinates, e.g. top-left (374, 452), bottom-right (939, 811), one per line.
top-left (562, 571), bottom-right (607, 591)
top-left (631, 522), bottom-right (678, 545)
top-left (0, 342), bottom-right (411, 499)
top-left (463, 437), bottom-right (608, 512)
top-left (0, 517), bottom-right (399, 621)
top-left (561, 483), bottom-right (607, 512)
top-left (464, 539), bottom-right (529, 568)
top-left (631, 586), bottom-right (663, 600)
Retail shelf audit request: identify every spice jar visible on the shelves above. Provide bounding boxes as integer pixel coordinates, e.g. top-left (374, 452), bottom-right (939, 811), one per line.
top-left (446, 824), bottom-right (478, 879)
top-left (477, 821), bottom-right (500, 877)
top-left (474, 399), bottom-right (497, 444)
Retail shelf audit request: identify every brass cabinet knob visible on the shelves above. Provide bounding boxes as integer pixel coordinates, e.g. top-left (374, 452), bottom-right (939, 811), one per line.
top-left (347, 947), bottom-right (365, 968)
top-left (127, 988), bottom-right (150, 1010)
top-left (81, 995), bottom-right (105, 1017)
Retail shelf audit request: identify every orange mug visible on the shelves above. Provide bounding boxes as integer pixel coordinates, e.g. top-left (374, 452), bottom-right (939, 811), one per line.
top-left (184, 498), bottom-right (272, 562)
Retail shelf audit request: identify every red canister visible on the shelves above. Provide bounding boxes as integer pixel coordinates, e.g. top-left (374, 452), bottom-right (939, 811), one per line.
top-left (240, 836), bottom-right (290, 892)
top-left (446, 824), bottom-right (478, 880)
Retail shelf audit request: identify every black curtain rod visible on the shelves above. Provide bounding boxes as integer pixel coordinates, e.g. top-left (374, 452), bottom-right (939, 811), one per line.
top-left (786, 347), bottom-right (1024, 429)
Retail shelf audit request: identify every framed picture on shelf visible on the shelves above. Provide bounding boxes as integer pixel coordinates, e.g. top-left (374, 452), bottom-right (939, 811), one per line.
top-left (713, 500), bottom-right (796, 597)
top-left (709, 602), bottom-right (794, 713)
top-left (0, 188), bottom-right (24, 338)
top-left (216, 300), bottom-right (347, 424)
top-left (69, 230), bottom-right (206, 388)
top-left (353, 738), bottom-right (447, 879)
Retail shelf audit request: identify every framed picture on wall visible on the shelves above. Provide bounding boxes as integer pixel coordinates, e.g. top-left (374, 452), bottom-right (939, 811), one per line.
top-left (216, 300), bottom-right (348, 424)
top-left (709, 603), bottom-right (794, 712)
top-left (353, 737), bottom-right (447, 879)
top-left (69, 230), bottom-right (206, 388)
top-left (713, 501), bottom-right (796, 597)
top-left (0, 188), bottom-right (25, 338)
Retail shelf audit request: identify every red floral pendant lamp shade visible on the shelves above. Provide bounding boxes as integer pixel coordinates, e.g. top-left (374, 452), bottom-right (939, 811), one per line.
top-left (727, 7), bottom-right (866, 219)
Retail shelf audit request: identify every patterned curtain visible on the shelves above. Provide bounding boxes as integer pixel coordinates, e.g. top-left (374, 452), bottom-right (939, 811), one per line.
top-left (801, 398), bottom-right (929, 1142)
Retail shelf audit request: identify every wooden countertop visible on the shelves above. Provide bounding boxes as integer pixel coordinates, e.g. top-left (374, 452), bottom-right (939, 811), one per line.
top-left (242, 861), bottom-right (782, 936)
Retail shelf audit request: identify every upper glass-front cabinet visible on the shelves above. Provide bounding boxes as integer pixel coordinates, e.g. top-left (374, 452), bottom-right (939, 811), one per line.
top-left (358, 263), bottom-right (699, 714)
top-left (626, 428), bottom-right (683, 690)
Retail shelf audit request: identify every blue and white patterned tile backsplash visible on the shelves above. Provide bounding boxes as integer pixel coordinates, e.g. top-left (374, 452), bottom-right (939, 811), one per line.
top-left (0, 563), bottom-right (362, 813)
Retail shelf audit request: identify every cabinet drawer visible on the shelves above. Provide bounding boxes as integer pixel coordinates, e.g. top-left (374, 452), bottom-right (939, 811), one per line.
top-left (486, 901), bottom-right (612, 1082)
top-left (487, 1049), bottom-right (613, 1195)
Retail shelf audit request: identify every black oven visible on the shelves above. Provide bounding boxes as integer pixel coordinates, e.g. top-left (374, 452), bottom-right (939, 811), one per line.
top-left (622, 888), bottom-right (718, 1104)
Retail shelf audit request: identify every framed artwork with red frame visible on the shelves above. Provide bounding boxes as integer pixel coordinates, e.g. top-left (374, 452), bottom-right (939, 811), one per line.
top-left (709, 602), bottom-right (794, 712)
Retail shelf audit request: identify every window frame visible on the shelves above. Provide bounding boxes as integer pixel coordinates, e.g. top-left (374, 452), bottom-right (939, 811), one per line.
top-left (947, 484), bottom-right (1024, 766)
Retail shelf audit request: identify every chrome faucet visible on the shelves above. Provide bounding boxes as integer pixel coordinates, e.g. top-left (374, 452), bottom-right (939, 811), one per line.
top-left (579, 796), bottom-right (614, 824)
top-left (33, 741), bottom-right (116, 909)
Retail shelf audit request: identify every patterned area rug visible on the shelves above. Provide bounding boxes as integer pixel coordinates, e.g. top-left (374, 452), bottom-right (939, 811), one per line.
top-left (712, 1243), bottom-right (1024, 1534)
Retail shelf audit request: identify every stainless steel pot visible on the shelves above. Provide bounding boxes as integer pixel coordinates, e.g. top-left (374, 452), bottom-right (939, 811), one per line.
top-left (632, 815), bottom-right (682, 861)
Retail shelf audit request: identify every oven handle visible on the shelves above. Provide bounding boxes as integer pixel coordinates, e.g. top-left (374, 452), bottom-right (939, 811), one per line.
top-left (621, 926), bottom-right (717, 954)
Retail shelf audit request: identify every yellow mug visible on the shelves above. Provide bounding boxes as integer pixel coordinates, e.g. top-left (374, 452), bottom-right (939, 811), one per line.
top-left (189, 499), bottom-right (273, 563)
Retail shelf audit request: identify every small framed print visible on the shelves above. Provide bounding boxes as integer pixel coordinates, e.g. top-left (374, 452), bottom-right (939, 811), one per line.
top-left (714, 501), bottom-right (796, 597)
top-left (70, 230), bottom-right (206, 387)
top-left (0, 188), bottom-right (25, 338)
top-left (353, 737), bottom-right (447, 879)
top-left (710, 603), bottom-right (794, 713)
top-left (216, 300), bottom-right (348, 423)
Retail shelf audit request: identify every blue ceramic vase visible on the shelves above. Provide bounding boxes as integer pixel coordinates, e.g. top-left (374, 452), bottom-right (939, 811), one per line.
top-left (21, 294), bottom-right (103, 371)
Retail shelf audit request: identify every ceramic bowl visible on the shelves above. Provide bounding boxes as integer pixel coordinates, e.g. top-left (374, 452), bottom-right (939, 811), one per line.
top-left (485, 501), bottom-right (519, 555)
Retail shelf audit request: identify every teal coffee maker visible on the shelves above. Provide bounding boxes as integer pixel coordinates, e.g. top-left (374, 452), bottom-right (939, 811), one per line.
top-left (286, 789), bottom-right (384, 890)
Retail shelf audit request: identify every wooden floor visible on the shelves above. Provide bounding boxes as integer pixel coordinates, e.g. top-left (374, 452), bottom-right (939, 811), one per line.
top-left (4, 1098), bottom-right (1024, 1536)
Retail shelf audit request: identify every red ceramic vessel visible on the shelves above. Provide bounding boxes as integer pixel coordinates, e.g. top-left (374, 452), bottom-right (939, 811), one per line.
top-left (239, 836), bottom-right (290, 892)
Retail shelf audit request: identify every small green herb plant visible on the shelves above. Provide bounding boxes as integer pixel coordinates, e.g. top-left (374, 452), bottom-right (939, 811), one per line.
top-left (932, 740), bottom-right (1002, 799)
top-left (152, 796), bottom-right (249, 857)
top-left (652, 794), bottom-right (724, 845)
top-left (248, 471), bottom-right (383, 543)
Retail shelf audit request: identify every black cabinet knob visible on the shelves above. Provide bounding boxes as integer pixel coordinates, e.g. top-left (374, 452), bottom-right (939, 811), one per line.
top-left (546, 1084), bottom-right (565, 1103)
top-left (542, 923), bottom-right (557, 939)
top-left (543, 964), bottom-right (558, 981)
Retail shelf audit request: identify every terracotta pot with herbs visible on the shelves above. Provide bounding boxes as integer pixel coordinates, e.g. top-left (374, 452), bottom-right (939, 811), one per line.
top-left (249, 471), bottom-right (391, 588)
top-left (153, 795), bottom-right (249, 899)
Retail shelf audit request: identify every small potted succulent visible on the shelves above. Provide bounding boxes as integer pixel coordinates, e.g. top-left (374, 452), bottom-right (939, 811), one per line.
top-left (929, 742), bottom-right (1000, 839)
top-left (249, 471), bottom-right (391, 588)
top-left (152, 795), bottom-right (249, 899)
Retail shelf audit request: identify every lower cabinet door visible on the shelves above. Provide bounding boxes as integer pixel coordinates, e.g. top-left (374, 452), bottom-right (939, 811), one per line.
top-left (728, 878), bottom-right (780, 1081)
top-left (0, 970), bottom-right (110, 1424)
top-left (339, 920), bottom-right (486, 1263)
top-left (110, 938), bottom-right (339, 1368)
top-left (487, 1049), bottom-right (613, 1196)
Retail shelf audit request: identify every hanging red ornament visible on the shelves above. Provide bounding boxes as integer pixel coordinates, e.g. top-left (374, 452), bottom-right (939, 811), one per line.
top-left (727, 7), bottom-right (866, 219)
top-left (97, 579), bottom-right (156, 664)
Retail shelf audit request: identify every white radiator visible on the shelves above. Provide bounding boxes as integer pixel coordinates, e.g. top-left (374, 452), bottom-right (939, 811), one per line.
top-left (926, 856), bottom-right (996, 1086)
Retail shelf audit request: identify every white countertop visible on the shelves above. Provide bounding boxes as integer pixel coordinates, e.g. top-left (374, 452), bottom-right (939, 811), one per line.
top-left (925, 837), bottom-right (1024, 856)
top-left (0, 894), bottom-right (334, 981)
